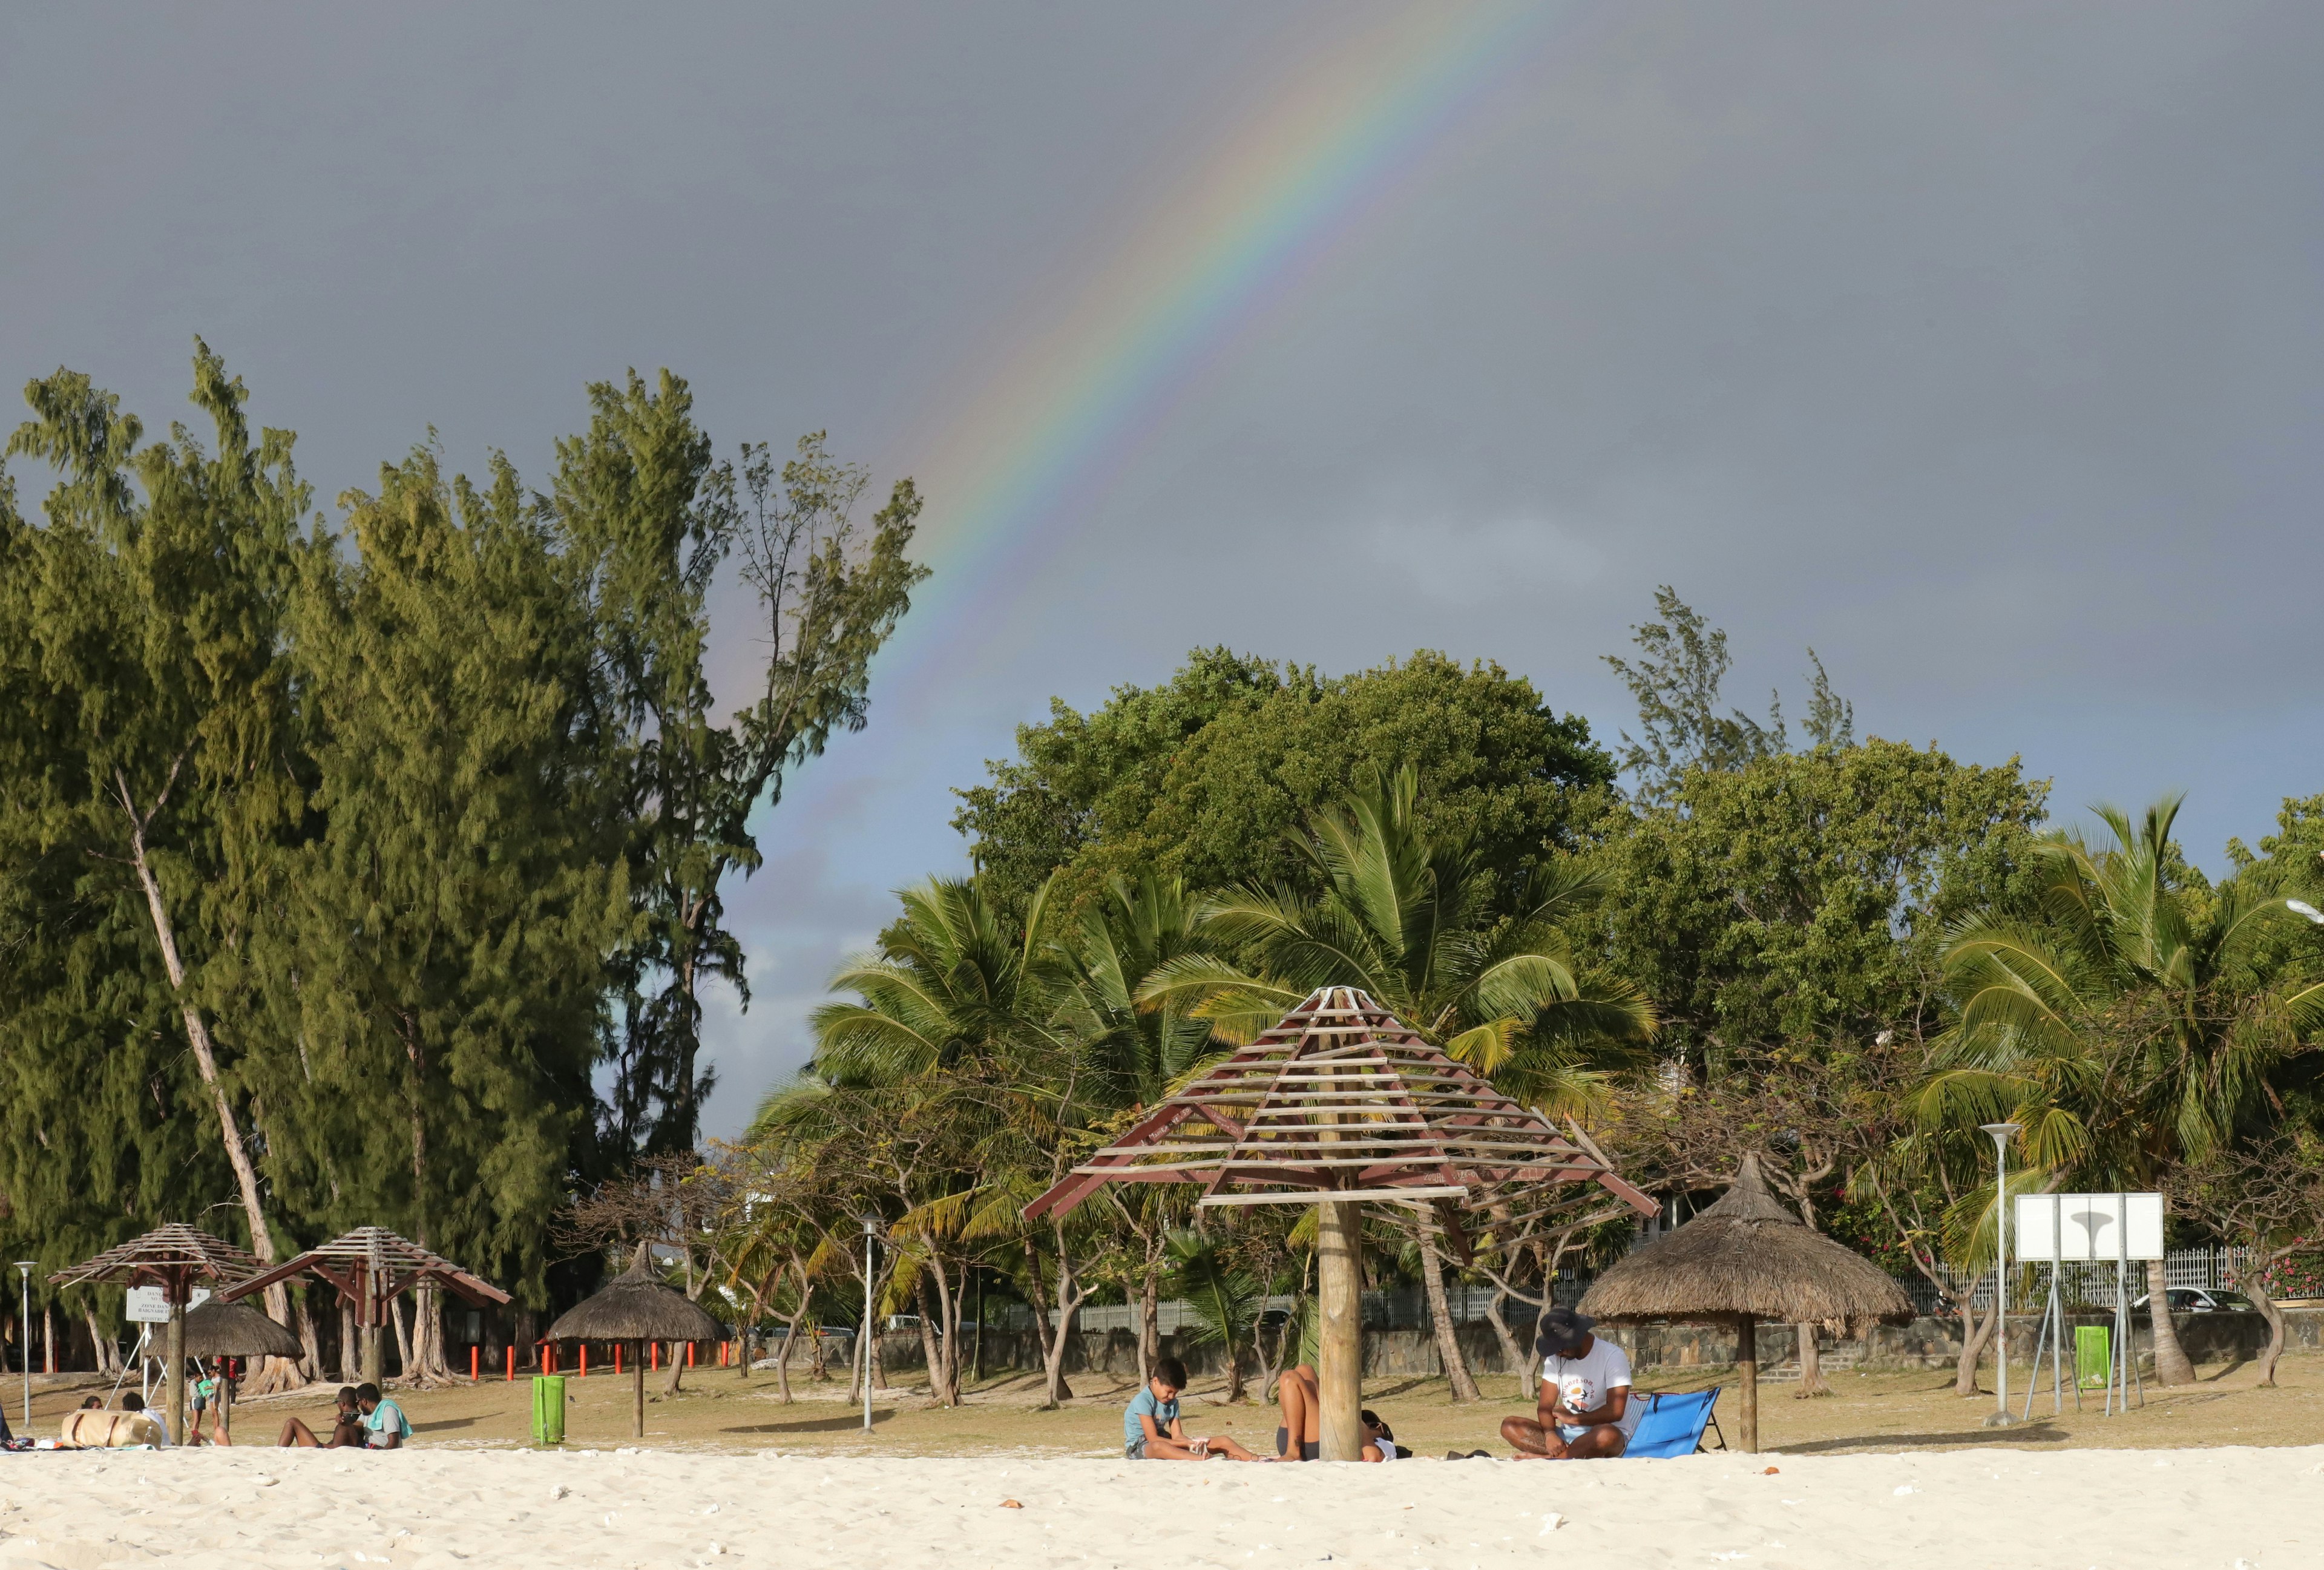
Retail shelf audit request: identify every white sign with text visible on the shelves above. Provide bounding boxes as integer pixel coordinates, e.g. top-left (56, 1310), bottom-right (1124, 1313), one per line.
top-left (2014, 1192), bottom-right (2164, 1262)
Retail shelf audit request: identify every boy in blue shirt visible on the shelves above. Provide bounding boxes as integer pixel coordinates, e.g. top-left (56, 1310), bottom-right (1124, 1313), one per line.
top-left (1124, 1358), bottom-right (1264, 1461)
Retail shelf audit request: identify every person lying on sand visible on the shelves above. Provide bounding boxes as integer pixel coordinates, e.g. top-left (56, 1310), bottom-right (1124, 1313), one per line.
top-left (1501, 1307), bottom-right (1640, 1460)
top-left (1273, 1362), bottom-right (1319, 1460)
top-left (277, 1387), bottom-right (367, 1448)
top-left (1125, 1359), bottom-right (1264, 1461)
top-left (1360, 1410), bottom-right (1400, 1462)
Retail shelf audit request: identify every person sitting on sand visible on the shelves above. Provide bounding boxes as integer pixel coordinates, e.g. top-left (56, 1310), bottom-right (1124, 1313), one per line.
top-left (1360, 1410), bottom-right (1400, 1462)
top-left (1125, 1358), bottom-right (1263, 1461)
top-left (78, 1396), bottom-right (104, 1410)
top-left (356, 1382), bottom-right (411, 1450)
top-left (277, 1387), bottom-right (367, 1448)
top-left (1500, 1307), bottom-right (1640, 1460)
top-left (118, 1391), bottom-right (171, 1446)
top-left (1273, 1362), bottom-right (1319, 1460)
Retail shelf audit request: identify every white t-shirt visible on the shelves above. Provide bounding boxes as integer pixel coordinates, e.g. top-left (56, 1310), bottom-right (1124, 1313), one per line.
top-left (1540, 1336), bottom-right (1641, 1436)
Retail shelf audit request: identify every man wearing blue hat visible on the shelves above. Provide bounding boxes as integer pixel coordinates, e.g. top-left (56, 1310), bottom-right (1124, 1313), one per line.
top-left (1501, 1306), bottom-right (1639, 1459)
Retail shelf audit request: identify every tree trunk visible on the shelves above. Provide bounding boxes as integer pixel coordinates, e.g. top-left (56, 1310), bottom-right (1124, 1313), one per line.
top-left (663, 1339), bottom-right (686, 1395)
top-left (1137, 1260), bottom-right (1161, 1390)
top-left (340, 1302), bottom-right (361, 1384)
top-left (2145, 1258), bottom-right (2194, 1385)
top-left (1415, 1229), bottom-right (1480, 1402)
top-left (2230, 1257), bottom-right (2288, 1388)
top-left (1794, 1321), bottom-right (1831, 1396)
top-left (122, 801), bottom-right (284, 1301)
top-left (914, 1270), bottom-right (951, 1405)
top-left (1023, 1235), bottom-right (1074, 1406)
top-left (776, 1298), bottom-right (808, 1404)
top-left (1483, 1287), bottom-right (1537, 1399)
top-left (1736, 1313), bottom-right (1759, 1453)
top-left (390, 1296), bottom-right (413, 1380)
top-left (42, 1304), bottom-right (56, 1375)
top-left (1954, 1291), bottom-right (1998, 1396)
top-left (295, 1297), bottom-right (323, 1382)
top-left (82, 1307), bottom-right (112, 1375)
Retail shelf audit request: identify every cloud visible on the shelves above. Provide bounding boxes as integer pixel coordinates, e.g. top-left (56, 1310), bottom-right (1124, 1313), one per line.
top-left (1366, 514), bottom-right (1610, 604)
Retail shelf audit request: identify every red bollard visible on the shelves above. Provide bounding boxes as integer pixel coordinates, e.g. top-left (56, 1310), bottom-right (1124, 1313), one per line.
top-left (470, 1346), bottom-right (479, 1381)
top-left (580, 1344), bottom-right (588, 1378)
top-left (686, 1342), bottom-right (695, 1370)
top-left (614, 1343), bottom-right (623, 1375)
top-left (506, 1346), bottom-right (516, 1382)
top-left (651, 1342), bottom-right (659, 1372)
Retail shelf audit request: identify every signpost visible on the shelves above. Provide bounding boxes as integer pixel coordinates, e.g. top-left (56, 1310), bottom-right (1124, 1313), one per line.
top-left (2015, 1192), bottom-right (2163, 1416)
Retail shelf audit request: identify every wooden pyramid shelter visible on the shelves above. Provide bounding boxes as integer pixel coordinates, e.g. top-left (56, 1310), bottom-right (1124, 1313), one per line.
top-left (222, 1226), bottom-right (508, 1388)
top-left (1026, 985), bottom-right (1656, 1457)
top-left (51, 1224), bottom-right (266, 1442)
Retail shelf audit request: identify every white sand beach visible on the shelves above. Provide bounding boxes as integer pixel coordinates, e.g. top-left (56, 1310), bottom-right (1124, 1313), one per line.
top-left (0, 1445), bottom-right (2316, 1570)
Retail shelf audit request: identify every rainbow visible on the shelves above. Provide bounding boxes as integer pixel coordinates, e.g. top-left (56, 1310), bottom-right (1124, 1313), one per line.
top-left (879, 1), bottom-right (1586, 695)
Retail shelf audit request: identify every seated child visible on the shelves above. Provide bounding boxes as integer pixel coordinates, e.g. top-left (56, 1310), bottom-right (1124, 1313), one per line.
top-left (1360, 1409), bottom-right (1400, 1462)
top-left (117, 1391), bottom-right (171, 1446)
top-left (1124, 1358), bottom-right (1262, 1461)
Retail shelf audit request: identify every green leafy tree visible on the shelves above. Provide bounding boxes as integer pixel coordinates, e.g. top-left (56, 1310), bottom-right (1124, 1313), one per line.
top-left (0, 349), bottom-right (308, 1313)
top-left (1921, 795), bottom-right (2324, 1383)
top-left (954, 649), bottom-right (1614, 918)
top-left (274, 443), bottom-right (629, 1360)
top-left (556, 374), bottom-right (928, 1157)
top-left (1593, 739), bottom-right (2047, 1071)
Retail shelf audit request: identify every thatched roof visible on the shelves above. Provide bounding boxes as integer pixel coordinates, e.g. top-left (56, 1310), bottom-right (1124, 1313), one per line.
top-left (181, 1301), bottom-right (303, 1359)
top-left (546, 1246), bottom-right (723, 1343)
top-left (1578, 1155), bottom-right (1914, 1335)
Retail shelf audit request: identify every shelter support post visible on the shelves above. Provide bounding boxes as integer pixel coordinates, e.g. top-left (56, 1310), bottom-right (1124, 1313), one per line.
top-left (166, 1299), bottom-right (188, 1447)
top-left (362, 1311), bottom-right (384, 1391)
top-left (1735, 1313), bottom-right (1758, 1454)
top-left (1317, 1198), bottom-right (1364, 1462)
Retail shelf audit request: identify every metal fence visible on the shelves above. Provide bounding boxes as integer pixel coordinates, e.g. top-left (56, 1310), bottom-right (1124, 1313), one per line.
top-left (1889, 1246), bottom-right (2257, 1317)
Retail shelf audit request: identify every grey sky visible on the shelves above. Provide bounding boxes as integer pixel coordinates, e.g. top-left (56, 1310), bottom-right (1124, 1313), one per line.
top-left (7, 2), bottom-right (2319, 1140)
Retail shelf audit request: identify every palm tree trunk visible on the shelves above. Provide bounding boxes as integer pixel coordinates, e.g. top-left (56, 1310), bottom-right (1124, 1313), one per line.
top-left (1416, 1230), bottom-right (1481, 1402)
top-left (2145, 1258), bottom-right (2195, 1385)
top-left (1954, 1289), bottom-right (1997, 1396)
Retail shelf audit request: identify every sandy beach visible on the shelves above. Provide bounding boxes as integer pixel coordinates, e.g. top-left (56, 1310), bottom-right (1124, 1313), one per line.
top-left (0, 1445), bottom-right (2316, 1570)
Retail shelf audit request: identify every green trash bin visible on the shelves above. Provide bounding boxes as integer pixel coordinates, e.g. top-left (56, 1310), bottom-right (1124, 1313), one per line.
top-left (532, 1375), bottom-right (568, 1445)
top-left (2075, 1324), bottom-right (2110, 1390)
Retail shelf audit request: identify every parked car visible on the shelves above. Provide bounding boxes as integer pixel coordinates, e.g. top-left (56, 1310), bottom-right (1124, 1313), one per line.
top-left (2130, 1287), bottom-right (2256, 1314)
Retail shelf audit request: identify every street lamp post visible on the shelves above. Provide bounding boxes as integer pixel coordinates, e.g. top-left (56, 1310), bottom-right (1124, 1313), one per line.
top-left (1979, 1124), bottom-right (2022, 1428)
top-left (15, 1263), bottom-right (36, 1431)
top-left (859, 1217), bottom-right (879, 1434)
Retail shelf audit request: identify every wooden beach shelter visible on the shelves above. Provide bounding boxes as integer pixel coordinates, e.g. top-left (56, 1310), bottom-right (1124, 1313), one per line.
top-left (180, 1300), bottom-right (301, 1442)
top-left (219, 1227), bottom-right (509, 1388)
top-left (1579, 1155), bottom-right (1912, 1453)
top-left (50, 1224), bottom-right (263, 1447)
top-left (1025, 985), bottom-right (1658, 1460)
top-left (546, 1243), bottom-right (723, 1438)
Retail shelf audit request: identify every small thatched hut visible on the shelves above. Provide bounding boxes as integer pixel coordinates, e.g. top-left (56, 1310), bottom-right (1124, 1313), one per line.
top-left (1580, 1155), bottom-right (1913, 1451)
top-left (546, 1245), bottom-right (723, 1438)
top-left (179, 1301), bottom-right (303, 1444)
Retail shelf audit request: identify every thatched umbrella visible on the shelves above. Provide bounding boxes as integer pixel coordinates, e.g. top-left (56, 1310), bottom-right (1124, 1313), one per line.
top-left (1579, 1155), bottom-right (1913, 1452)
top-left (1027, 987), bottom-right (1655, 1459)
top-left (546, 1245), bottom-right (722, 1439)
top-left (179, 1301), bottom-right (302, 1444)
top-left (50, 1225), bottom-right (264, 1447)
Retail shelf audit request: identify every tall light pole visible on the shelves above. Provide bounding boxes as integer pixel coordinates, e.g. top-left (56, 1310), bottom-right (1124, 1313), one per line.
top-left (1979, 1124), bottom-right (2022, 1427)
top-left (859, 1217), bottom-right (879, 1434)
top-left (15, 1263), bottom-right (36, 1431)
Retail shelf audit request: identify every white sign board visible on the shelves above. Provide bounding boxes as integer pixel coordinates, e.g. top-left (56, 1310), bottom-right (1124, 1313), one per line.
top-left (125, 1287), bottom-right (209, 1324)
top-left (2015, 1193), bottom-right (2164, 1263)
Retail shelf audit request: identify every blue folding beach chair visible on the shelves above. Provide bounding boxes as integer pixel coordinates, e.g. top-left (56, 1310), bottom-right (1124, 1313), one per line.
top-left (1624, 1388), bottom-right (1726, 1458)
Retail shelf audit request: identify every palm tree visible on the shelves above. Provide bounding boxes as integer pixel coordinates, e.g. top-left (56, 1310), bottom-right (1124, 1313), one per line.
top-left (1140, 765), bottom-right (1657, 1400)
top-left (1140, 765), bottom-right (1657, 1109)
top-left (1920, 795), bottom-right (2323, 1383)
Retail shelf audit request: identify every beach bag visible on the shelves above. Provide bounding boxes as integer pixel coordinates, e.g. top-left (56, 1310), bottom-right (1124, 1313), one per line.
top-left (57, 1410), bottom-right (168, 1448)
